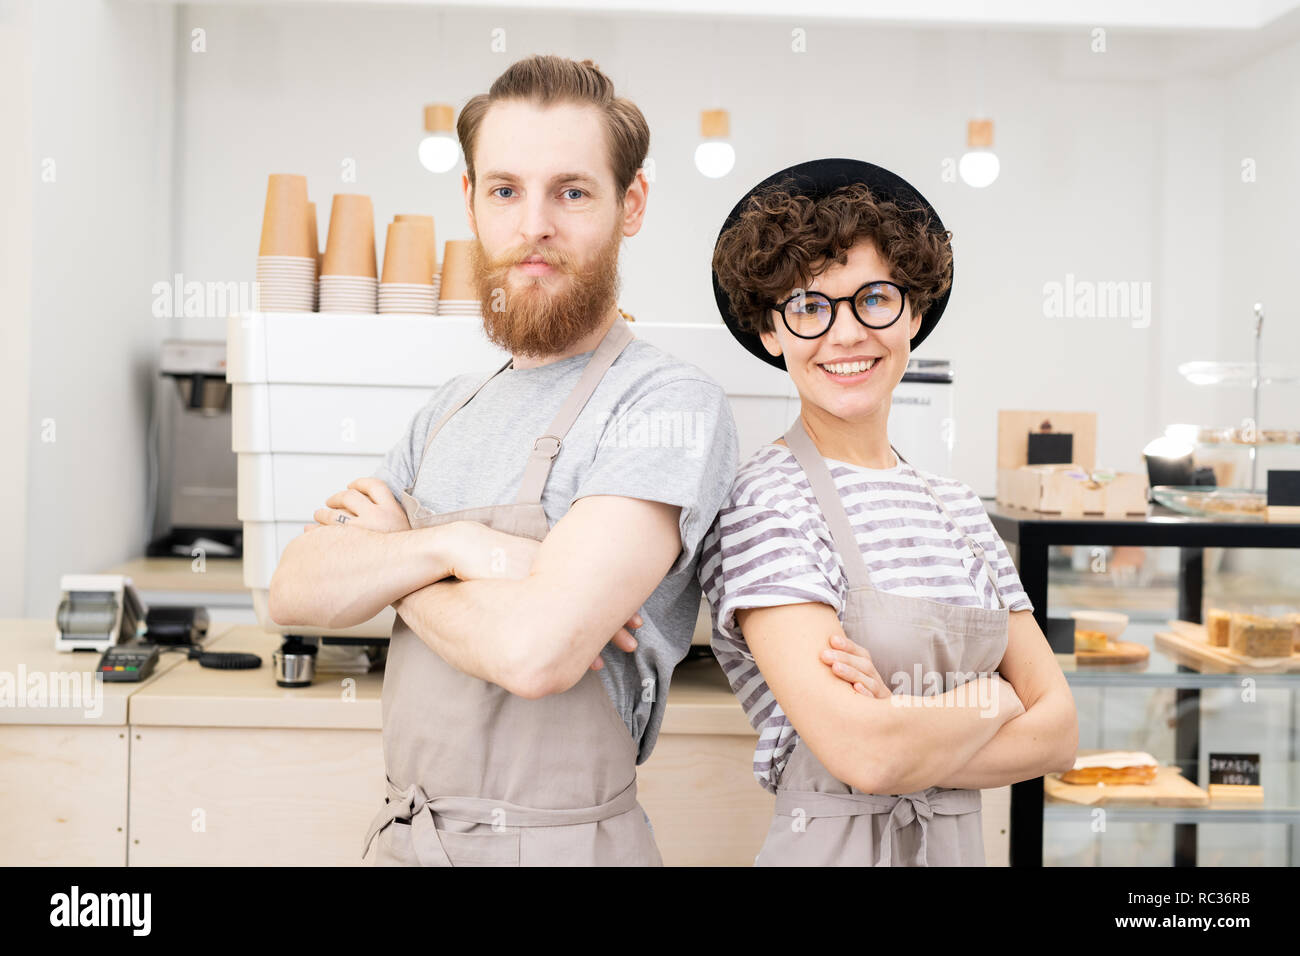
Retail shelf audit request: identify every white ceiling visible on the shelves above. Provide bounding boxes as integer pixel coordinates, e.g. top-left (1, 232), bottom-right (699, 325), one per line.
top-left (169, 0), bottom-right (1300, 33)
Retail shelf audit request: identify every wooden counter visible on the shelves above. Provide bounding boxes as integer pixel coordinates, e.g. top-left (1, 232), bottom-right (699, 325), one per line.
top-left (129, 627), bottom-right (383, 730)
top-left (0, 618), bottom-right (206, 725)
top-left (1, 618), bottom-right (1008, 866)
top-left (126, 626), bottom-right (748, 734)
top-left (102, 556), bottom-right (246, 593)
top-left (101, 556), bottom-right (257, 627)
top-left (0, 618), bottom-right (237, 865)
top-left (121, 625), bottom-right (772, 865)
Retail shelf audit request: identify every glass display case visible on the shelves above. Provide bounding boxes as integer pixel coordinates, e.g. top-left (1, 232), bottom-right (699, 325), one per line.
top-left (986, 501), bottom-right (1300, 866)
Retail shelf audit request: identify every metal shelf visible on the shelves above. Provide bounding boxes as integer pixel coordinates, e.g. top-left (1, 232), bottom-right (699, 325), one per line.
top-left (1065, 669), bottom-right (1299, 689)
top-left (1045, 805), bottom-right (1300, 824)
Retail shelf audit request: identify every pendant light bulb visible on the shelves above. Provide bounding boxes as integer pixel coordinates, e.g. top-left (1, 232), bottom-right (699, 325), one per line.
top-left (695, 109), bottom-right (736, 179)
top-left (419, 135), bottom-right (459, 173)
top-left (419, 104), bottom-right (460, 173)
top-left (959, 118), bottom-right (999, 188)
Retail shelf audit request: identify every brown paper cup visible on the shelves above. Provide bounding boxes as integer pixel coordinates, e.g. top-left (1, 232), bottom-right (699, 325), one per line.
top-left (394, 214), bottom-right (437, 276)
top-left (382, 222), bottom-right (435, 285)
top-left (439, 239), bottom-right (479, 300)
top-left (321, 194), bottom-right (377, 278)
top-left (258, 173), bottom-right (312, 257)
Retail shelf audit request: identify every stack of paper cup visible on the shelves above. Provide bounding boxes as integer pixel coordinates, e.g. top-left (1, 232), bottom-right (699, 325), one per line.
top-left (320, 194), bottom-right (378, 313)
top-left (256, 174), bottom-right (317, 312)
top-left (395, 214), bottom-right (440, 310)
top-left (379, 216), bottom-right (437, 314)
top-left (394, 214), bottom-right (436, 264)
top-left (437, 239), bottom-right (480, 316)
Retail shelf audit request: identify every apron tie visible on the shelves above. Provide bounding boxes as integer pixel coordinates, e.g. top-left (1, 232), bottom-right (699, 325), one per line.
top-left (876, 791), bottom-right (933, 867)
top-left (363, 780), bottom-right (453, 867)
top-left (364, 776), bottom-right (641, 865)
top-left (773, 786), bottom-right (981, 866)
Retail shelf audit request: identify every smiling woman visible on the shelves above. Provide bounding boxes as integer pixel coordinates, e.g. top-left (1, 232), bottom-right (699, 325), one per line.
top-left (699, 158), bottom-right (1077, 867)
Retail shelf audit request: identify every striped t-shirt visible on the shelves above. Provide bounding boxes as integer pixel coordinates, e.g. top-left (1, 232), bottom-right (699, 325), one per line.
top-left (697, 442), bottom-right (1032, 793)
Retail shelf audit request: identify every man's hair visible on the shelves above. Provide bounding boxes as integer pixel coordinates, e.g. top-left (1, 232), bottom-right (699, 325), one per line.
top-left (713, 181), bottom-right (953, 336)
top-left (457, 54), bottom-right (650, 195)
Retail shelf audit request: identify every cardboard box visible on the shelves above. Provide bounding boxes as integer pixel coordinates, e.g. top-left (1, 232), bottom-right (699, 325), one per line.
top-left (996, 410), bottom-right (1147, 515)
top-left (997, 465), bottom-right (1148, 515)
top-left (997, 411), bottom-right (1098, 471)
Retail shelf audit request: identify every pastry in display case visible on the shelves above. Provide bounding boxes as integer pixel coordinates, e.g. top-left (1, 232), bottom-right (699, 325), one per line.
top-left (1060, 751), bottom-right (1159, 786)
top-left (1074, 629), bottom-right (1109, 653)
top-left (1206, 607), bottom-right (1232, 647)
top-left (1157, 613), bottom-right (1300, 673)
top-left (1045, 750), bottom-right (1210, 808)
top-left (1228, 613), bottom-right (1295, 658)
top-left (1069, 610), bottom-right (1150, 665)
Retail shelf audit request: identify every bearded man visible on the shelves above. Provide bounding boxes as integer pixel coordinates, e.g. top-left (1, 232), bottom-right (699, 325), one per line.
top-left (269, 54), bottom-right (738, 867)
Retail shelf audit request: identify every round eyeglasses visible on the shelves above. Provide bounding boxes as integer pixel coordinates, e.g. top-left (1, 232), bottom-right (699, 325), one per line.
top-left (773, 280), bottom-right (909, 339)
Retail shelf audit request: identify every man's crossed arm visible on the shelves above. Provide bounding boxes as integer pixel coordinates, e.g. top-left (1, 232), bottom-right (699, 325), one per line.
top-left (268, 478), bottom-right (683, 699)
top-left (392, 494), bottom-right (681, 698)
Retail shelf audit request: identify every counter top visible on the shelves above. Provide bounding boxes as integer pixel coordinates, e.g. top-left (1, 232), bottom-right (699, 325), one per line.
top-left (0, 618), bottom-right (238, 725)
top-left (130, 627), bottom-right (385, 730)
top-left (102, 555), bottom-right (245, 593)
top-left (132, 626), bottom-right (754, 735)
top-left (985, 499), bottom-right (1300, 545)
top-left (3, 618), bottom-right (755, 736)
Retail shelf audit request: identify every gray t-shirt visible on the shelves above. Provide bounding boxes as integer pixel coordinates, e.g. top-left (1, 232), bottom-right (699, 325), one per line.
top-left (372, 336), bottom-right (739, 764)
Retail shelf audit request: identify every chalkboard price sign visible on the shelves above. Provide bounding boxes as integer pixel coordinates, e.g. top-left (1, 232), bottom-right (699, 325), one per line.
top-left (1208, 752), bottom-right (1260, 787)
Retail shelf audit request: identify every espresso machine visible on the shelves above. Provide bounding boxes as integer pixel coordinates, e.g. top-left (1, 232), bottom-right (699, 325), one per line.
top-left (147, 339), bottom-right (242, 558)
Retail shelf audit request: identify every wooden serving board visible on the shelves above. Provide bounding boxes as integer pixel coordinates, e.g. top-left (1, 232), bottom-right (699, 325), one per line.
top-left (1154, 621), bottom-right (1300, 674)
top-left (1046, 759), bottom-right (1208, 807)
top-left (1076, 640), bottom-right (1150, 666)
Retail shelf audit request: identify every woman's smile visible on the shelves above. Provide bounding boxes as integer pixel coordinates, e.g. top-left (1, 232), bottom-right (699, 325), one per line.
top-left (815, 354), bottom-right (884, 385)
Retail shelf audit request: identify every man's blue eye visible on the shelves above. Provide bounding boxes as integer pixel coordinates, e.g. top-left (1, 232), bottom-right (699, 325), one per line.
top-left (492, 187), bottom-right (514, 199)
top-left (564, 188), bottom-right (585, 200)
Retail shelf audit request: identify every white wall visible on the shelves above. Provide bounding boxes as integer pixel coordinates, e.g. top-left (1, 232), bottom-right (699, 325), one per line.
top-left (1153, 73), bottom-right (1226, 439)
top-left (173, 6), bottom-right (1237, 494)
top-left (1, 0), bottom-right (34, 616)
top-left (18, 0), bottom-right (176, 617)
top-left (1219, 30), bottom-right (1300, 428)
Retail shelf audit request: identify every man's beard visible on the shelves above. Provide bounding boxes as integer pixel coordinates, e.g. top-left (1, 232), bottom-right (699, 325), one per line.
top-left (472, 222), bottom-right (622, 358)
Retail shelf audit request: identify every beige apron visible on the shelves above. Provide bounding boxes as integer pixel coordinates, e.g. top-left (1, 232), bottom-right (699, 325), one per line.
top-left (754, 417), bottom-right (1009, 867)
top-left (363, 317), bottom-right (662, 866)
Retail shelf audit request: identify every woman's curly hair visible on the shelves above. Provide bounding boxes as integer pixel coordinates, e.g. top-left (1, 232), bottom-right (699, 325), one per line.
top-left (713, 179), bottom-right (953, 336)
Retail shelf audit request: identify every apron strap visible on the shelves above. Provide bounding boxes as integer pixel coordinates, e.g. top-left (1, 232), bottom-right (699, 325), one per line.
top-left (890, 445), bottom-right (1006, 610)
top-left (782, 418), bottom-right (1004, 609)
top-left (404, 317), bottom-right (635, 499)
top-left (515, 317), bottom-right (634, 505)
top-left (782, 418), bottom-right (872, 590)
top-left (408, 355), bottom-right (513, 494)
